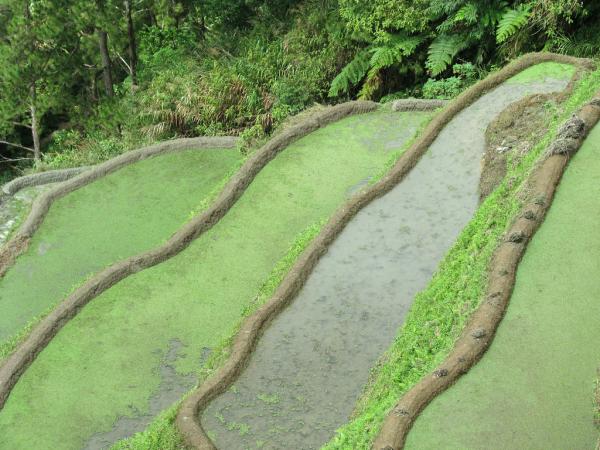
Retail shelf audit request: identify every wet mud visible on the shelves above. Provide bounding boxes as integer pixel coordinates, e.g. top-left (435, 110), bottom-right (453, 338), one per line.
top-left (202, 78), bottom-right (571, 449)
top-left (480, 93), bottom-right (556, 201)
top-left (83, 341), bottom-right (209, 450)
top-left (0, 186), bottom-right (51, 246)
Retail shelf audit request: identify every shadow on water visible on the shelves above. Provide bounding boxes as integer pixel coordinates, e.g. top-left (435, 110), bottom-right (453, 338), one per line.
top-left (201, 78), bottom-right (570, 449)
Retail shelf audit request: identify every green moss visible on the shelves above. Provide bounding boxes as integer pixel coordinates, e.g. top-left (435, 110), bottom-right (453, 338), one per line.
top-left (0, 148), bottom-right (242, 346)
top-left (406, 118), bottom-right (600, 449)
top-left (323, 67), bottom-right (600, 449)
top-left (0, 110), bottom-right (429, 450)
top-left (505, 61), bottom-right (575, 84)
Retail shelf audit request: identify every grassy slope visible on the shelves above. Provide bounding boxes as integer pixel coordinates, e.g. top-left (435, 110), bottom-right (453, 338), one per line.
top-left (0, 148), bottom-right (241, 346)
top-left (405, 123), bottom-right (600, 449)
top-left (323, 62), bottom-right (591, 449)
top-left (0, 110), bottom-right (429, 450)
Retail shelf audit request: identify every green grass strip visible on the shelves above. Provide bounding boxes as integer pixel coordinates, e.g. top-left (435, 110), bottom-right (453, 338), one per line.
top-left (323, 67), bottom-right (600, 450)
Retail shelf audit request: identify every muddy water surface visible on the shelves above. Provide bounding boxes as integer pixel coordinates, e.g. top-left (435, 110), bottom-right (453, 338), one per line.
top-left (202, 77), bottom-right (571, 449)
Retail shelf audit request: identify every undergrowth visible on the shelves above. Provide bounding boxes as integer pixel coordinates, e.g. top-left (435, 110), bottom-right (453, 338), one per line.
top-left (110, 220), bottom-right (324, 450)
top-left (322, 66), bottom-right (600, 449)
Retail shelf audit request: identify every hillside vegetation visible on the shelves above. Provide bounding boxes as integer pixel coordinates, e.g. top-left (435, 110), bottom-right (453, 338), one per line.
top-left (1, 0), bottom-right (599, 177)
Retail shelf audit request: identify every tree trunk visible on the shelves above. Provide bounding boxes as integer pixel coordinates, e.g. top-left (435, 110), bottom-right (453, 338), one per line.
top-left (30, 83), bottom-right (41, 162)
top-left (97, 29), bottom-right (114, 97)
top-left (124, 0), bottom-right (137, 87)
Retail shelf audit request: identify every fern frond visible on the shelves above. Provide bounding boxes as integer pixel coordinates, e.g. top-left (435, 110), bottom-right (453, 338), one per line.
top-left (370, 45), bottom-right (400, 70)
top-left (387, 33), bottom-right (424, 55)
top-left (370, 35), bottom-right (423, 70)
top-left (370, 34), bottom-right (424, 70)
top-left (497, 5), bottom-right (531, 43)
top-left (454, 3), bottom-right (478, 24)
top-left (426, 34), bottom-right (467, 76)
top-left (328, 50), bottom-right (370, 97)
top-left (429, 0), bottom-right (463, 19)
top-left (357, 67), bottom-right (381, 100)
top-left (436, 17), bottom-right (455, 34)
top-left (481, 0), bottom-right (508, 27)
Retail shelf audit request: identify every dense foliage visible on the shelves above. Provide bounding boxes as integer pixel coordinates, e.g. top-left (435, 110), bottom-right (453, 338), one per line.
top-left (330, 0), bottom-right (600, 100)
top-left (0, 0), bottom-right (599, 178)
top-left (0, 0), bottom-right (353, 175)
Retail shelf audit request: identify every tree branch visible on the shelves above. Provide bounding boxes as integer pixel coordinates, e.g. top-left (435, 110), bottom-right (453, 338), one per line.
top-left (0, 140), bottom-right (35, 153)
top-left (10, 121), bottom-right (32, 129)
top-left (0, 156), bottom-right (34, 163)
top-left (116, 51), bottom-right (131, 72)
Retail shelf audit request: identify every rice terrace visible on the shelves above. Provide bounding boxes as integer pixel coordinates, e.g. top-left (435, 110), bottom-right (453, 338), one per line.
top-left (1, 1), bottom-right (600, 449)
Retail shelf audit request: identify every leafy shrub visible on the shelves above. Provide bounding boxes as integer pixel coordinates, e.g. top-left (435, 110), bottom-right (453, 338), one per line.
top-left (42, 129), bottom-right (127, 169)
top-left (134, 0), bottom-right (349, 142)
top-left (422, 63), bottom-right (479, 99)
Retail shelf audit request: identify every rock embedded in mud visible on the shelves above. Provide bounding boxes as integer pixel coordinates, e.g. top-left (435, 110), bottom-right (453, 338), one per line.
top-left (547, 115), bottom-right (586, 155)
top-left (523, 210), bottom-right (537, 221)
top-left (393, 406), bottom-right (410, 416)
top-left (471, 328), bottom-right (487, 339)
top-left (434, 369), bottom-right (449, 378)
top-left (534, 194), bottom-right (547, 206)
top-left (548, 137), bottom-right (580, 155)
top-left (558, 115), bottom-right (585, 139)
top-left (486, 292), bottom-right (503, 307)
top-left (507, 231), bottom-right (526, 243)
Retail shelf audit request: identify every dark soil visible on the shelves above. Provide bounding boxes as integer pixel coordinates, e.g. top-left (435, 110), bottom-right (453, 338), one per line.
top-left (480, 93), bottom-right (557, 202)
